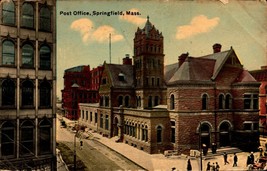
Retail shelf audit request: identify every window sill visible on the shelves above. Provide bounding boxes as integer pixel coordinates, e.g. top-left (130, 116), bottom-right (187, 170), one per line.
top-left (21, 106), bottom-right (35, 109)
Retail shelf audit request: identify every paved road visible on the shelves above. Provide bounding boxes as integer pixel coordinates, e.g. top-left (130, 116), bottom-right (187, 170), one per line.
top-left (56, 115), bottom-right (143, 171)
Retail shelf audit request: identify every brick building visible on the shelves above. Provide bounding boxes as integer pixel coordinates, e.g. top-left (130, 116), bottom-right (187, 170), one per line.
top-left (79, 17), bottom-right (260, 154)
top-left (250, 66), bottom-right (267, 135)
top-left (62, 65), bottom-right (103, 120)
top-left (0, 0), bottom-right (57, 170)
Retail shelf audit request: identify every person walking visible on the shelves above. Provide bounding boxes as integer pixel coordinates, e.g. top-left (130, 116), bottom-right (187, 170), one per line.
top-left (233, 153), bottom-right (238, 167)
top-left (223, 152), bottom-right (229, 165)
top-left (215, 162), bottom-right (220, 171)
top-left (250, 152), bottom-right (255, 164)
top-left (211, 163), bottom-right (215, 171)
top-left (187, 159), bottom-right (192, 171)
top-left (206, 162), bottom-right (211, 171)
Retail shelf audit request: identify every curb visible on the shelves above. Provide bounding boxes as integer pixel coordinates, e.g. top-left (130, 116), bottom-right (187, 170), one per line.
top-left (91, 138), bottom-right (148, 171)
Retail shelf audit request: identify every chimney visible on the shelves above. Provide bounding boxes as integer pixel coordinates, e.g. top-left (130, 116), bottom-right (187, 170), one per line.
top-left (178, 52), bottom-right (189, 67)
top-left (213, 43), bottom-right (222, 53)
top-left (122, 54), bottom-right (132, 65)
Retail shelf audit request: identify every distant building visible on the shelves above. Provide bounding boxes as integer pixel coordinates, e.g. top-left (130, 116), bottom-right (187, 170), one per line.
top-left (0, 0), bottom-right (57, 170)
top-left (62, 65), bottom-right (103, 120)
top-left (79, 17), bottom-right (260, 154)
top-left (250, 66), bottom-right (267, 135)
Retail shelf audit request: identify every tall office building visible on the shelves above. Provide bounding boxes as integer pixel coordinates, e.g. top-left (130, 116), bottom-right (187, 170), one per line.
top-left (0, 0), bottom-right (56, 169)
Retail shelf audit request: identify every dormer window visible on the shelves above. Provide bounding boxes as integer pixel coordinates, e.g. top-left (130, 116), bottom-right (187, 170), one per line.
top-left (102, 78), bottom-right (106, 84)
top-left (118, 73), bottom-right (125, 81)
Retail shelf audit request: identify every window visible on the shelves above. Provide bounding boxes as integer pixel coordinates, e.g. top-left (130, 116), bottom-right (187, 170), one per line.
top-left (152, 78), bottom-right (155, 86)
top-left (40, 45), bottom-right (51, 70)
top-left (39, 119), bottom-right (51, 154)
top-left (118, 96), bottom-right (123, 106)
top-left (81, 110), bottom-right (84, 119)
top-left (95, 112), bottom-right (98, 123)
top-left (40, 7), bottom-right (51, 31)
top-left (170, 94), bottom-right (175, 110)
top-left (118, 73), bottom-right (125, 81)
top-left (2, 79), bottom-right (15, 106)
top-left (171, 121), bottom-right (175, 143)
top-left (100, 114), bottom-right (103, 128)
top-left (125, 96), bottom-right (129, 107)
top-left (202, 94), bottom-right (208, 110)
top-left (219, 94), bottom-right (224, 109)
top-left (154, 96), bottom-right (159, 106)
top-left (22, 44), bottom-right (34, 67)
top-left (90, 112), bottom-right (92, 122)
top-left (244, 94), bottom-right (259, 110)
top-left (157, 126), bottom-right (162, 143)
top-left (20, 120), bottom-right (34, 155)
top-left (2, 0), bottom-right (15, 25)
top-left (105, 96), bottom-right (109, 107)
top-left (85, 111), bottom-right (88, 120)
top-left (22, 80), bottom-right (34, 106)
top-left (148, 96), bottom-right (152, 108)
top-left (21, 3), bottom-right (34, 28)
top-left (105, 115), bottom-right (109, 130)
top-left (157, 78), bottom-right (160, 86)
top-left (102, 78), bottom-right (107, 84)
top-left (40, 80), bottom-right (51, 107)
top-left (2, 40), bottom-right (15, 65)
top-left (142, 125), bottom-right (148, 142)
top-left (1, 122), bottom-right (15, 156)
top-left (225, 94), bottom-right (231, 109)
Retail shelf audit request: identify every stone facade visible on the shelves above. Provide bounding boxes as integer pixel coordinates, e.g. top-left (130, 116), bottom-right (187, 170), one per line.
top-left (78, 17), bottom-right (260, 154)
top-left (0, 0), bottom-right (56, 170)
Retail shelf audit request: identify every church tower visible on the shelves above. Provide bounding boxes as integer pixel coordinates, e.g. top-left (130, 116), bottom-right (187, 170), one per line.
top-left (133, 16), bottom-right (165, 109)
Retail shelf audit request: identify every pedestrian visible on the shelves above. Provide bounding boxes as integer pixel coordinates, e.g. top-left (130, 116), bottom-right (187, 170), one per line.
top-left (211, 163), bottom-right (215, 171)
top-left (206, 161), bottom-right (211, 171)
top-left (215, 162), bottom-right (220, 171)
top-left (250, 152), bottom-right (255, 164)
top-left (223, 152), bottom-right (229, 165)
top-left (187, 159), bottom-right (192, 171)
top-left (233, 153), bottom-right (238, 167)
top-left (80, 140), bottom-right (83, 150)
top-left (202, 144), bottom-right (208, 156)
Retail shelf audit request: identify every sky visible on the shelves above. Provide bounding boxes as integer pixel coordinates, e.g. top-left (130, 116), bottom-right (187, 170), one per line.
top-left (57, 0), bottom-right (267, 99)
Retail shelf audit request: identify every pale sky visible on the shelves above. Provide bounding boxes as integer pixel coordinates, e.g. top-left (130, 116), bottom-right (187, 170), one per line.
top-left (57, 0), bottom-right (267, 99)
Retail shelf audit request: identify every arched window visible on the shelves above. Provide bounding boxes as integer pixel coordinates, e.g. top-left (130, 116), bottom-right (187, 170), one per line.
top-left (118, 96), bottom-right (123, 106)
top-left (21, 3), bottom-right (34, 28)
top-left (219, 94), bottom-right (224, 109)
top-left (1, 121), bottom-right (15, 156)
top-left (138, 96), bottom-right (141, 107)
top-left (125, 96), bottom-right (129, 107)
top-left (39, 119), bottom-right (51, 154)
top-left (105, 96), bottom-right (109, 107)
top-left (202, 94), bottom-right (208, 110)
top-left (157, 126), bottom-right (162, 143)
top-left (2, 79), bottom-right (15, 106)
top-left (2, 40), bottom-right (15, 65)
top-left (225, 94), bottom-right (232, 109)
top-left (40, 7), bottom-right (51, 31)
top-left (170, 94), bottom-right (175, 110)
top-left (22, 44), bottom-right (34, 67)
top-left (154, 96), bottom-right (159, 106)
top-left (40, 80), bottom-right (51, 107)
top-left (148, 96), bottom-right (152, 108)
top-left (40, 45), bottom-right (51, 70)
top-left (2, 0), bottom-right (15, 25)
top-left (20, 120), bottom-right (34, 155)
top-left (22, 80), bottom-right (34, 106)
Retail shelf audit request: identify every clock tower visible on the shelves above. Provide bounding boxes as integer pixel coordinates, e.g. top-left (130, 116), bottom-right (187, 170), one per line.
top-left (133, 16), bottom-right (165, 109)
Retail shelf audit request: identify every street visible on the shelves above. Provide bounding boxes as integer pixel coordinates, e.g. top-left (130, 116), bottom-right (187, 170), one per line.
top-left (56, 114), bottom-right (143, 171)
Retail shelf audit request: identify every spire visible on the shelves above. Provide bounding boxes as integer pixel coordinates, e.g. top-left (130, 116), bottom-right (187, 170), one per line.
top-left (144, 16), bottom-right (153, 35)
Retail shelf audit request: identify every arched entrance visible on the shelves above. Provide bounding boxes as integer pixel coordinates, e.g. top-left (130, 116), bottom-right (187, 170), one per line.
top-left (200, 123), bottom-right (211, 148)
top-left (219, 122), bottom-right (231, 147)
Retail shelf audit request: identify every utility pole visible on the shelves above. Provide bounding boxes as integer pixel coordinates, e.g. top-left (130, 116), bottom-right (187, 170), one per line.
top-left (199, 122), bottom-right (203, 171)
top-left (74, 131), bottom-right (77, 171)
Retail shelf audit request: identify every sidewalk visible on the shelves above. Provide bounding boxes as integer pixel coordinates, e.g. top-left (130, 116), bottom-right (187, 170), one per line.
top-left (88, 131), bottom-right (255, 171)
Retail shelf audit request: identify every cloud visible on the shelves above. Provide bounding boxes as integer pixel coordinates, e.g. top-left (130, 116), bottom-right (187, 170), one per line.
top-left (119, 8), bottom-right (146, 25)
top-left (92, 25), bottom-right (123, 43)
top-left (176, 15), bottom-right (220, 40)
top-left (70, 18), bottom-right (123, 43)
